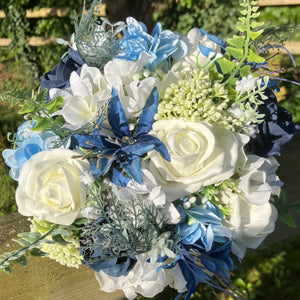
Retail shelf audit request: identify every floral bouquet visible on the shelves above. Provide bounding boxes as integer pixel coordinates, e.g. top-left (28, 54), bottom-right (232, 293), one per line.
top-left (0, 0), bottom-right (299, 299)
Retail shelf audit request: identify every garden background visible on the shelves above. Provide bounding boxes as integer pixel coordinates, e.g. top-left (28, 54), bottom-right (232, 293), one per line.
top-left (0, 0), bottom-right (300, 299)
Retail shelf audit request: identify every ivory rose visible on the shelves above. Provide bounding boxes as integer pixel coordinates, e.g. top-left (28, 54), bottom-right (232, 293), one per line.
top-left (16, 149), bottom-right (90, 225)
top-left (220, 190), bottom-right (278, 259)
top-left (149, 120), bottom-right (249, 201)
top-left (237, 155), bottom-right (282, 205)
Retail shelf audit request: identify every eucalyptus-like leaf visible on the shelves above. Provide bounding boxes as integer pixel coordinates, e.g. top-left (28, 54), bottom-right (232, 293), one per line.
top-left (52, 234), bottom-right (71, 246)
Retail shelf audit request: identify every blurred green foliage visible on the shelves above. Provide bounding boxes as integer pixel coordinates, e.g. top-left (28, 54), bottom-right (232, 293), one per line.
top-left (154, 0), bottom-right (240, 38)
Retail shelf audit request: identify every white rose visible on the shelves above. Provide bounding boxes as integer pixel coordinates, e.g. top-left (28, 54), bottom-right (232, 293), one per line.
top-left (220, 190), bottom-right (278, 259)
top-left (237, 155), bottom-right (282, 205)
top-left (16, 149), bottom-right (90, 225)
top-left (149, 120), bottom-right (249, 201)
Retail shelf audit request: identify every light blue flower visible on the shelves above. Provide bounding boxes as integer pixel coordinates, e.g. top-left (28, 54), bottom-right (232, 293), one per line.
top-left (117, 17), bottom-right (187, 72)
top-left (2, 123), bottom-right (67, 181)
top-left (159, 198), bottom-right (234, 299)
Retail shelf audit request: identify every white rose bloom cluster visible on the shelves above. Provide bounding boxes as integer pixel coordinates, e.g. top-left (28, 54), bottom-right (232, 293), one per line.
top-left (149, 119), bottom-right (249, 201)
top-left (16, 149), bottom-right (90, 226)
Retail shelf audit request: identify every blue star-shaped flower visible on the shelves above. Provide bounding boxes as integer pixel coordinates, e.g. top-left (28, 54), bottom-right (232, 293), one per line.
top-left (74, 87), bottom-right (170, 186)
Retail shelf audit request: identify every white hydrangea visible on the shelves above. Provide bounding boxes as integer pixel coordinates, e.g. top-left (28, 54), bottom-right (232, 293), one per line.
top-left (49, 64), bottom-right (111, 130)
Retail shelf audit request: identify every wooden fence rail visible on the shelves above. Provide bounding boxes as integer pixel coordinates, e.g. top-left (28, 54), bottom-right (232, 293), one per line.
top-left (258, 0), bottom-right (300, 5)
top-left (0, 2), bottom-right (299, 53)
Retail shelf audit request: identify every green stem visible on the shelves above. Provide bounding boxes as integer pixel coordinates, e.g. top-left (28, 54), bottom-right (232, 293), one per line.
top-left (0, 224), bottom-right (58, 267)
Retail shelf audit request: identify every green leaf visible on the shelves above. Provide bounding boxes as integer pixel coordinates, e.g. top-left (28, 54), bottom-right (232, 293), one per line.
top-left (3, 266), bottom-right (11, 275)
top-left (36, 89), bottom-right (48, 104)
top-left (251, 21), bottom-right (265, 28)
top-left (278, 207), bottom-right (297, 228)
top-left (51, 229), bottom-right (71, 237)
top-left (32, 220), bottom-right (53, 232)
top-left (251, 1), bottom-right (258, 5)
top-left (52, 234), bottom-right (71, 246)
top-left (240, 9), bottom-right (247, 16)
top-left (249, 29), bottom-right (263, 40)
top-left (226, 47), bottom-right (244, 59)
top-left (227, 36), bottom-right (245, 48)
top-left (30, 248), bottom-right (47, 257)
top-left (240, 65), bottom-right (251, 77)
top-left (18, 103), bottom-right (35, 114)
top-left (247, 49), bottom-right (265, 63)
top-left (18, 232), bottom-right (41, 243)
top-left (251, 12), bottom-right (260, 19)
top-left (216, 58), bottom-right (236, 74)
top-left (17, 255), bottom-right (27, 267)
top-left (43, 96), bottom-right (63, 114)
top-left (73, 218), bottom-right (89, 225)
top-left (12, 239), bottom-right (31, 247)
top-left (32, 116), bottom-right (50, 131)
top-left (275, 190), bottom-right (297, 228)
top-left (236, 24), bottom-right (247, 32)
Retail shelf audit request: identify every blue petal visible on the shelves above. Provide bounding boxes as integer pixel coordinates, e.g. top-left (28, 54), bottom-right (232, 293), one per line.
top-left (198, 44), bottom-right (214, 58)
top-left (110, 168), bottom-right (131, 187)
top-left (73, 134), bottom-right (107, 151)
top-left (200, 28), bottom-right (226, 49)
top-left (120, 156), bottom-right (143, 184)
top-left (137, 135), bottom-right (171, 162)
top-left (108, 88), bottom-right (130, 138)
top-left (133, 87), bottom-right (159, 138)
top-left (122, 142), bottom-right (155, 157)
top-left (152, 22), bottom-right (162, 37)
top-left (186, 206), bottom-right (221, 225)
top-left (201, 224), bottom-right (214, 252)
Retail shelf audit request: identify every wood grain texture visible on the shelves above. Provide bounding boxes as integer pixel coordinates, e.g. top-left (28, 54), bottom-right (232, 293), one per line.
top-left (0, 213), bottom-right (125, 300)
top-left (258, 0), bottom-right (300, 6)
top-left (0, 4), bottom-right (106, 19)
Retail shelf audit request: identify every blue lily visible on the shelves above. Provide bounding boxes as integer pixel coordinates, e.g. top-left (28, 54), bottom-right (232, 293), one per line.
top-left (74, 87), bottom-right (170, 186)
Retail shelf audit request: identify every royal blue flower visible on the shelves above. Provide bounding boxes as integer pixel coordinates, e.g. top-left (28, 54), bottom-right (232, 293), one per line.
top-left (161, 199), bottom-right (233, 300)
top-left (40, 48), bottom-right (85, 102)
top-left (252, 88), bottom-right (298, 157)
top-left (74, 87), bottom-right (170, 185)
top-left (117, 17), bottom-right (187, 72)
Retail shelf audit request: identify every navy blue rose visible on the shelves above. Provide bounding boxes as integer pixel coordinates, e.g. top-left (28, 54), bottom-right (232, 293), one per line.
top-left (40, 48), bottom-right (85, 102)
top-left (80, 217), bottom-right (137, 277)
top-left (252, 88), bottom-right (298, 157)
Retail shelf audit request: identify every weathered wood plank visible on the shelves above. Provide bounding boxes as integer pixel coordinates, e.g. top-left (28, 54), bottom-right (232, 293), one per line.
top-left (0, 213), bottom-right (125, 300)
top-left (0, 4), bottom-right (106, 19)
top-left (259, 0), bottom-right (300, 5)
